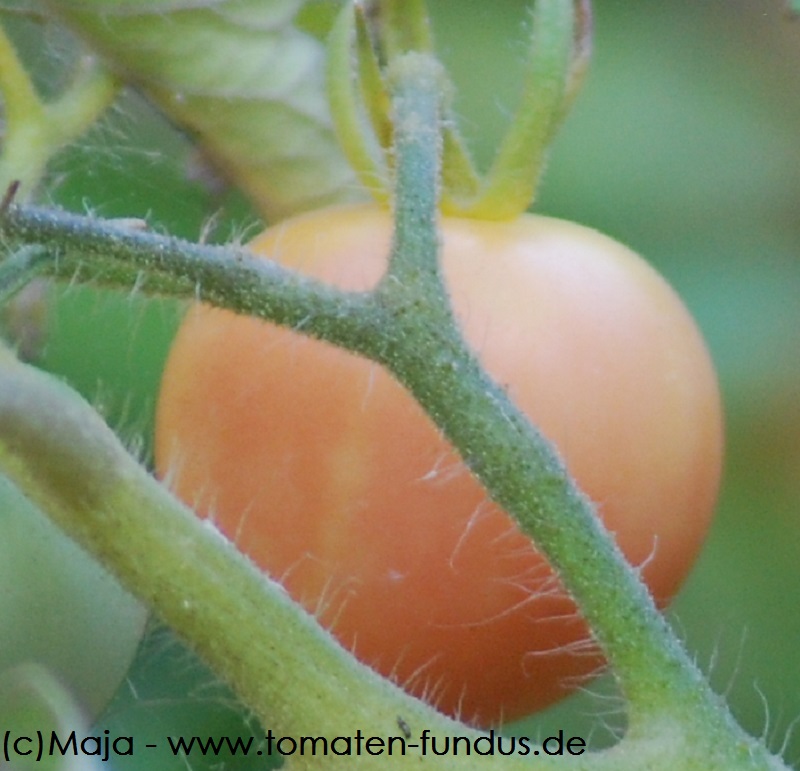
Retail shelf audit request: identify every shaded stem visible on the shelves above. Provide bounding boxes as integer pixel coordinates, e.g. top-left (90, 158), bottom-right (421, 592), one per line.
top-left (377, 52), bottom-right (691, 716)
top-left (0, 205), bottom-right (382, 352)
top-left (0, 245), bottom-right (48, 303)
top-left (455, 0), bottom-right (574, 218)
top-left (327, 3), bottom-right (391, 205)
top-left (0, 94), bottom-right (739, 723)
top-left (364, 53), bottom-right (782, 767)
top-left (0, 345), bottom-right (482, 771)
top-left (385, 53), bottom-right (443, 286)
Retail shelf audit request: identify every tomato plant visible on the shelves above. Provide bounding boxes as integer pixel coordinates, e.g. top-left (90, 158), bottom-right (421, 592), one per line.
top-left (155, 203), bottom-right (723, 727)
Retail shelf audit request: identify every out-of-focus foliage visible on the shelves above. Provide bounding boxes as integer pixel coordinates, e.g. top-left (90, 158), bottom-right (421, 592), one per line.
top-left (2, 1), bottom-right (798, 768)
top-left (41, 0), bottom-right (358, 222)
top-left (0, 476), bottom-right (146, 719)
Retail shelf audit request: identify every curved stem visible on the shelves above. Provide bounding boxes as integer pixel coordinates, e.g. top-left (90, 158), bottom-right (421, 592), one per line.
top-left (0, 23), bottom-right (47, 196)
top-left (452, 0), bottom-right (575, 219)
top-left (355, 6), bottom-right (394, 153)
top-left (0, 344), bottom-right (483, 771)
top-left (368, 52), bottom-right (784, 768)
top-left (327, 3), bottom-right (391, 205)
top-left (0, 23), bottom-right (43, 124)
top-left (0, 245), bottom-right (48, 303)
top-left (328, 1), bottom-right (481, 212)
top-left (4, 328), bottom-right (773, 771)
top-left (378, 50), bottom-right (686, 717)
top-left (557, 0), bottom-right (593, 126)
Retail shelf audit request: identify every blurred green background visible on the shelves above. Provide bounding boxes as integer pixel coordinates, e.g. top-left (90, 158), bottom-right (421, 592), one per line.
top-left (3, 0), bottom-right (799, 767)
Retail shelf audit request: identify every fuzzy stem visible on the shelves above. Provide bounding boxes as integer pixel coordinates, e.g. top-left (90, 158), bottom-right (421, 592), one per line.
top-left (378, 49), bottom-right (687, 714)
top-left (360, 53), bottom-right (786, 768)
top-left (384, 54), bottom-right (443, 286)
top-left (328, 3), bottom-right (391, 206)
top-left (0, 274), bottom-right (783, 771)
top-left (451, 0), bottom-right (575, 219)
top-left (377, 50), bottom-right (716, 731)
top-left (0, 205), bottom-right (385, 352)
top-left (0, 344), bottom-right (482, 771)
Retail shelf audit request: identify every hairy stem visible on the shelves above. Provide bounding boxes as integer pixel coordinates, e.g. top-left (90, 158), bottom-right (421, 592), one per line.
top-left (0, 344), bottom-right (480, 771)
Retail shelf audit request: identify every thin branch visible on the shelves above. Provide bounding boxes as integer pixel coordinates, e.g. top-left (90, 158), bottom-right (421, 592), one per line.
top-left (0, 203), bottom-right (382, 353)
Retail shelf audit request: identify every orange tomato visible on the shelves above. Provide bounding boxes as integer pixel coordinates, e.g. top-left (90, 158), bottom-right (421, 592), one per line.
top-left (155, 204), bottom-right (722, 727)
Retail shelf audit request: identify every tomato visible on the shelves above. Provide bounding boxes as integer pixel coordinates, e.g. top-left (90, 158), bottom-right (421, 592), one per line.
top-left (155, 203), bottom-right (722, 727)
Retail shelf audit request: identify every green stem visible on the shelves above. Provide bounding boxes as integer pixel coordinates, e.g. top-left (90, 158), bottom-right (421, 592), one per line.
top-left (0, 65), bottom-right (723, 710)
top-left (454, 0), bottom-right (575, 218)
top-left (0, 23), bottom-right (47, 195)
top-left (327, 0), bottom-right (480, 212)
top-left (4, 323), bottom-right (778, 771)
top-left (557, 0), bottom-right (593, 126)
top-left (0, 344), bottom-right (480, 771)
top-left (371, 0), bottom-right (435, 59)
top-left (384, 54), bottom-right (443, 286)
top-left (363, 54), bottom-right (785, 769)
top-left (370, 0), bottom-right (483, 206)
top-left (378, 50), bottom-right (684, 716)
top-left (0, 205), bottom-right (383, 351)
top-left (355, 6), bottom-right (394, 153)
top-left (0, 23), bottom-right (42, 124)
top-left (328, 3), bottom-right (390, 206)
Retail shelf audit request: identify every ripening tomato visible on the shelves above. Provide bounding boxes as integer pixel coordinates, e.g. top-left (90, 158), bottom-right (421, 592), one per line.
top-left (155, 204), bottom-right (722, 727)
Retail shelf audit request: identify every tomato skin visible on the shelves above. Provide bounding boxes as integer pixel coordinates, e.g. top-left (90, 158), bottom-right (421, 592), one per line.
top-left (155, 204), bottom-right (722, 726)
